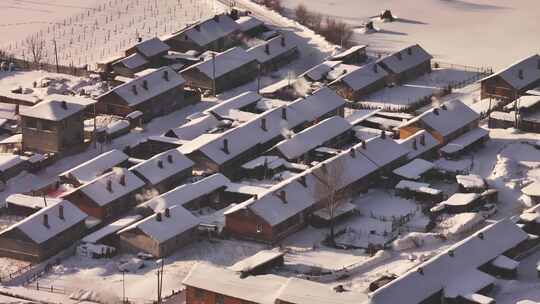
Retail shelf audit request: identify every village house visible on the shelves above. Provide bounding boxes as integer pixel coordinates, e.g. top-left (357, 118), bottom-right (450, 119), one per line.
top-left (392, 158), bottom-right (435, 181)
top-left (235, 15), bottom-right (268, 37)
top-left (81, 214), bottom-right (142, 249)
top-left (0, 154), bottom-right (29, 182)
top-left (111, 53), bottom-right (149, 78)
top-left (522, 181), bottom-right (540, 205)
top-left (59, 149), bottom-right (130, 187)
top-left (480, 54), bottom-right (540, 101)
top-left (20, 99), bottom-right (85, 154)
top-left (395, 180), bottom-right (444, 204)
top-left (163, 14), bottom-right (240, 53)
top-left (61, 168), bottom-right (145, 221)
top-left (246, 34), bottom-right (299, 74)
top-left (377, 44), bottom-right (433, 85)
top-left (397, 129), bottom-right (440, 161)
top-left (271, 116), bottom-right (352, 163)
top-left (287, 87), bottom-right (347, 128)
top-left (6, 194), bottom-right (63, 217)
top-left (329, 62), bottom-right (389, 101)
top-left (329, 45), bottom-right (368, 65)
top-left (0, 200), bottom-right (87, 261)
top-left (180, 47), bottom-right (259, 94)
top-left (97, 67), bottom-right (195, 122)
top-left (302, 60), bottom-right (342, 83)
top-left (370, 219), bottom-right (531, 304)
top-left (129, 148), bottom-right (194, 194)
top-left (398, 99), bottom-right (481, 145)
top-left (0, 89), bottom-right (41, 107)
top-left (0, 102), bottom-right (22, 134)
top-left (125, 37), bottom-right (170, 67)
top-left (117, 205), bottom-right (199, 258)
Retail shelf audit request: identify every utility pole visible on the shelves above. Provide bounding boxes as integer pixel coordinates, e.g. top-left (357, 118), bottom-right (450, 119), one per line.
top-left (257, 63), bottom-right (261, 94)
top-left (212, 53), bottom-right (217, 97)
top-left (122, 270), bottom-right (125, 304)
top-left (53, 39), bottom-right (59, 73)
top-left (156, 259), bottom-right (164, 304)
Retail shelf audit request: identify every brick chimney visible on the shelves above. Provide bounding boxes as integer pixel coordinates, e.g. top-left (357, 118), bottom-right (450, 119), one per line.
top-left (407, 47), bottom-right (412, 56)
top-left (142, 80), bottom-right (149, 90)
top-left (106, 179), bottom-right (113, 192)
top-left (164, 208), bottom-right (170, 218)
top-left (167, 154), bottom-right (173, 164)
top-left (412, 139), bottom-right (417, 150)
top-left (280, 36), bottom-right (286, 47)
top-left (261, 118), bottom-right (267, 131)
top-left (420, 134), bottom-right (426, 146)
top-left (433, 108), bottom-right (439, 115)
top-left (43, 214), bottom-right (49, 228)
top-left (163, 70), bottom-right (169, 81)
top-left (156, 212), bottom-right (162, 222)
top-left (281, 108), bottom-right (287, 120)
top-left (222, 139), bottom-right (230, 154)
top-left (61, 100), bottom-right (68, 110)
top-left (119, 174), bottom-right (126, 186)
top-left (349, 147), bottom-right (356, 158)
top-left (58, 204), bottom-right (64, 220)
top-left (277, 190), bottom-right (287, 204)
top-left (396, 52), bottom-right (402, 61)
top-left (518, 69), bottom-right (524, 80)
top-left (132, 85), bottom-right (138, 95)
top-left (265, 44), bottom-right (270, 55)
top-left (361, 140), bottom-right (366, 149)
top-left (157, 160), bottom-right (164, 169)
top-left (298, 175), bottom-right (307, 187)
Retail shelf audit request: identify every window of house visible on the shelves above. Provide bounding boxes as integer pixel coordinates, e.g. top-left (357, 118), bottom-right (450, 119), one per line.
top-left (256, 223), bottom-right (263, 234)
top-left (194, 288), bottom-right (204, 300)
top-left (25, 118), bottom-right (37, 129)
top-left (41, 120), bottom-right (54, 131)
top-left (216, 294), bottom-right (224, 304)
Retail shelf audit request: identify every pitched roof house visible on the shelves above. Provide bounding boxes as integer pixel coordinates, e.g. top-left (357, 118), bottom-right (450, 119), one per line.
top-left (59, 149), bottom-right (130, 186)
top-left (246, 34), bottom-right (299, 73)
top-left (377, 44), bottom-right (433, 84)
top-left (329, 62), bottom-right (388, 101)
top-left (126, 37), bottom-right (170, 65)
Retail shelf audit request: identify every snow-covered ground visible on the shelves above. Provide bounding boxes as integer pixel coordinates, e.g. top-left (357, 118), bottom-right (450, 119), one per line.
top-left (281, 0), bottom-right (540, 70)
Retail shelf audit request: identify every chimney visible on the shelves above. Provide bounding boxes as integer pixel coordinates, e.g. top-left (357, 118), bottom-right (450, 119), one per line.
top-left (167, 154), bottom-right (173, 163)
top-left (157, 160), bottom-right (164, 169)
top-left (61, 100), bottom-right (68, 110)
top-left (195, 24), bottom-right (201, 31)
top-left (156, 212), bottom-right (162, 222)
top-left (417, 267), bottom-right (424, 275)
top-left (137, 37), bottom-right (142, 43)
top-left (58, 205), bottom-right (64, 220)
top-left (163, 70), bottom-right (169, 81)
top-left (420, 134), bottom-right (426, 146)
top-left (441, 104), bottom-right (447, 110)
top-left (43, 214), bottom-right (49, 228)
top-left (412, 139), bottom-right (417, 150)
top-left (164, 208), bottom-right (170, 218)
top-left (15, 104), bottom-right (19, 115)
top-left (106, 179), bottom-right (113, 192)
top-left (132, 85), bottom-right (138, 95)
top-left (321, 162), bottom-right (327, 173)
top-left (280, 36), bottom-right (286, 47)
top-left (373, 64), bottom-right (378, 73)
top-left (361, 140), bottom-right (366, 149)
top-left (281, 108), bottom-right (287, 120)
top-left (448, 250), bottom-right (455, 257)
top-left (396, 52), bottom-right (402, 61)
top-left (222, 139), bottom-right (230, 154)
top-left (261, 118), bottom-right (267, 131)
top-left (433, 108), bottom-right (439, 115)
top-left (407, 47), bottom-right (412, 56)
top-left (265, 44), bottom-right (270, 55)
top-left (518, 69), bottom-right (524, 80)
top-left (214, 15), bottom-right (220, 22)
top-left (119, 174), bottom-right (126, 186)
top-left (142, 80), bottom-right (149, 90)
top-left (349, 147), bottom-right (356, 158)
top-left (278, 190), bottom-right (287, 204)
top-left (299, 175), bottom-right (307, 187)
top-left (478, 232), bottom-right (484, 240)
top-left (381, 130), bottom-right (386, 139)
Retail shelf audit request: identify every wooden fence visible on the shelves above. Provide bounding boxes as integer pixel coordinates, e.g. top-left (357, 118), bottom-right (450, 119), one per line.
top-left (0, 55), bottom-right (91, 77)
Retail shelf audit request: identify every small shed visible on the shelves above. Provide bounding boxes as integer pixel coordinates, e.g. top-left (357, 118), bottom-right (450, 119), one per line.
top-left (393, 159), bottom-right (435, 181)
top-left (228, 250), bottom-right (285, 276)
top-left (456, 174), bottom-right (487, 193)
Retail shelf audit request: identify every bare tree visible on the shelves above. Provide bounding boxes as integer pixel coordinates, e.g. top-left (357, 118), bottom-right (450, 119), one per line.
top-left (313, 157), bottom-right (348, 246)
top-left (295, 4), bottom-right (310, 24)
top-left (25, 35), bottom-right (47, 66)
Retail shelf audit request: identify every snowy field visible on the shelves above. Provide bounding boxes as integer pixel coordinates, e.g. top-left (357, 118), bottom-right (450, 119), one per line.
top-left (281, 0), bottom-right (540, 69)
top-left (0, 0), bottom-right (222, 68)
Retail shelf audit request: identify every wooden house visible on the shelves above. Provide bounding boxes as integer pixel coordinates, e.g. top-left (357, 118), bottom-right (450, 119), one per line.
top-left (61, 168), bottom-right (145, 220)
top-left (480, 54), bottom-right (540, 101)
top-left (97, 67), bottom-right (193, 122)
top-left (329, 62), bottom-right (388, 101)
top-left (118, 205), bottom-right (199, 258)
top-left (329, 45), bottom-right (368, 65)
top-left (111, 53), bottom-right (149, 78)
top-left (81, 214), bottom-right (142, 248)
top-left (0, 200), bottom-right (87, 261)
top-left (59, 149), bottom-right (130, 187)
top-left (125, 37), bottom-right (170, 66)
top-left (399, 99), bottom-right (480, 145)
top-left (129, 148), bottom-right (194, 194)
top-left (246, 34), bottom-right (299, 74)
top-left (396, 129), bottom-right (440, 161)
top-left (0, 90), bottom-right (41, 107)
top-left (522, 181), bottom-right (540, 205)
top-left (235, 15), bottom-right (268, 37)
top-left (5, 194), bottom-right (63, 217)
top-left (0, 154), bottom-right (29, 182)
top-left (377, 44), bottom-right (433, 85)
top-left (20, 99), bottom-right (85, 154)
top-left (180, 47), bottom-right (259, 94)
top-left (163, 14), bottom-right (240, 53)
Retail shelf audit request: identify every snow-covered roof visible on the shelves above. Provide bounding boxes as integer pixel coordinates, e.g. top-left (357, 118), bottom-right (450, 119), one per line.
top-left (236, 15), bottom-right (264, 32)
top-left (0, 154), bottom-right (26, 172)
top-left (21, 99), bottom-right (85, 121)
top-left (241, 155), bottom-right (287, 170)
top-left (108, 66), bottom-right (185, 107)
top-left (105, 120), bottom-right (130, 135)
top-left (377, 44), bottom-right (433, 74)
top-left (397, 129), bottom-right (439, 160)
top-left (274, 116), bottom-right (351, 160)
top-left (141, 173), bottom-right (230, 211)
top-left (177, 14), bottom-right (240, 47)
top-left (0, 90), bottom-right (41, 105)
top-left (78, 168), bottom-right (145, 207)
top-left (491, 255), bottom-right (519, 270)
top-left (0, 200), bottom-right (87, 244)
top-left (395, 180), bottom-right (441, 195)
top-left (82, 214), bottom-right (142, 244)
top-left (522, 181), bottom-right (540, 197)
top-left (114, 53), bottom-right (149, 70)
top-left (0, 103), bottom-right (19, 121)
top-left (440, 128), bottom-right (489, 154)
top-left (330, 45), bottom-right (367, 61)
top-left (225, 183), bottom-right (268, 195)
top-left (6, 194), bottom-right (63, 210)
top-left (204, 91), bottom-right (262, 117)
top-left (345, 109), bottom-right (380, 125)
top-left (393, 159), bottom-right (434, 180)
top-left (45, 94), bottom-right (96, 108)
top-left (129, 148), bottom-right (193, 185)
top-left (247, 34), bottom-right (297, 64)
top-left (168, 114), bottom-right (221, 141)
top-left (277, 277), bottom-right (368, 304)
top-left (303, 61), bottom-right (341, 81)
top-left (183, 263), bottom-right (287, 304)
top-left (504, 95), bottom-right (540, 111)
top-left (456, 174), bottom-right (486, 190)
top-left (370, 219), bottom-right (529, 304)
top-left (288, 87), bottom-right (346, 123)
top-left (481, 54), bottom-right (540, 90)
top-left (183, 47), bottom-right (257, 79)
top-left (333, 62), bottom-right (388, 91)
top-left (229, 250), bottom-right (284, 272)
top-left (130, 37), bottom-right (170, 58)
top-left (406, 99), bottom-right (479, 138)
top-left (60, 149), bottom-right (129, 184)
top-left (442, 193), bottom-right (479, 206)
top-left (356, 136), bottom-right (409, 168)
top-left (119, 205), bottom-right (198, 243)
